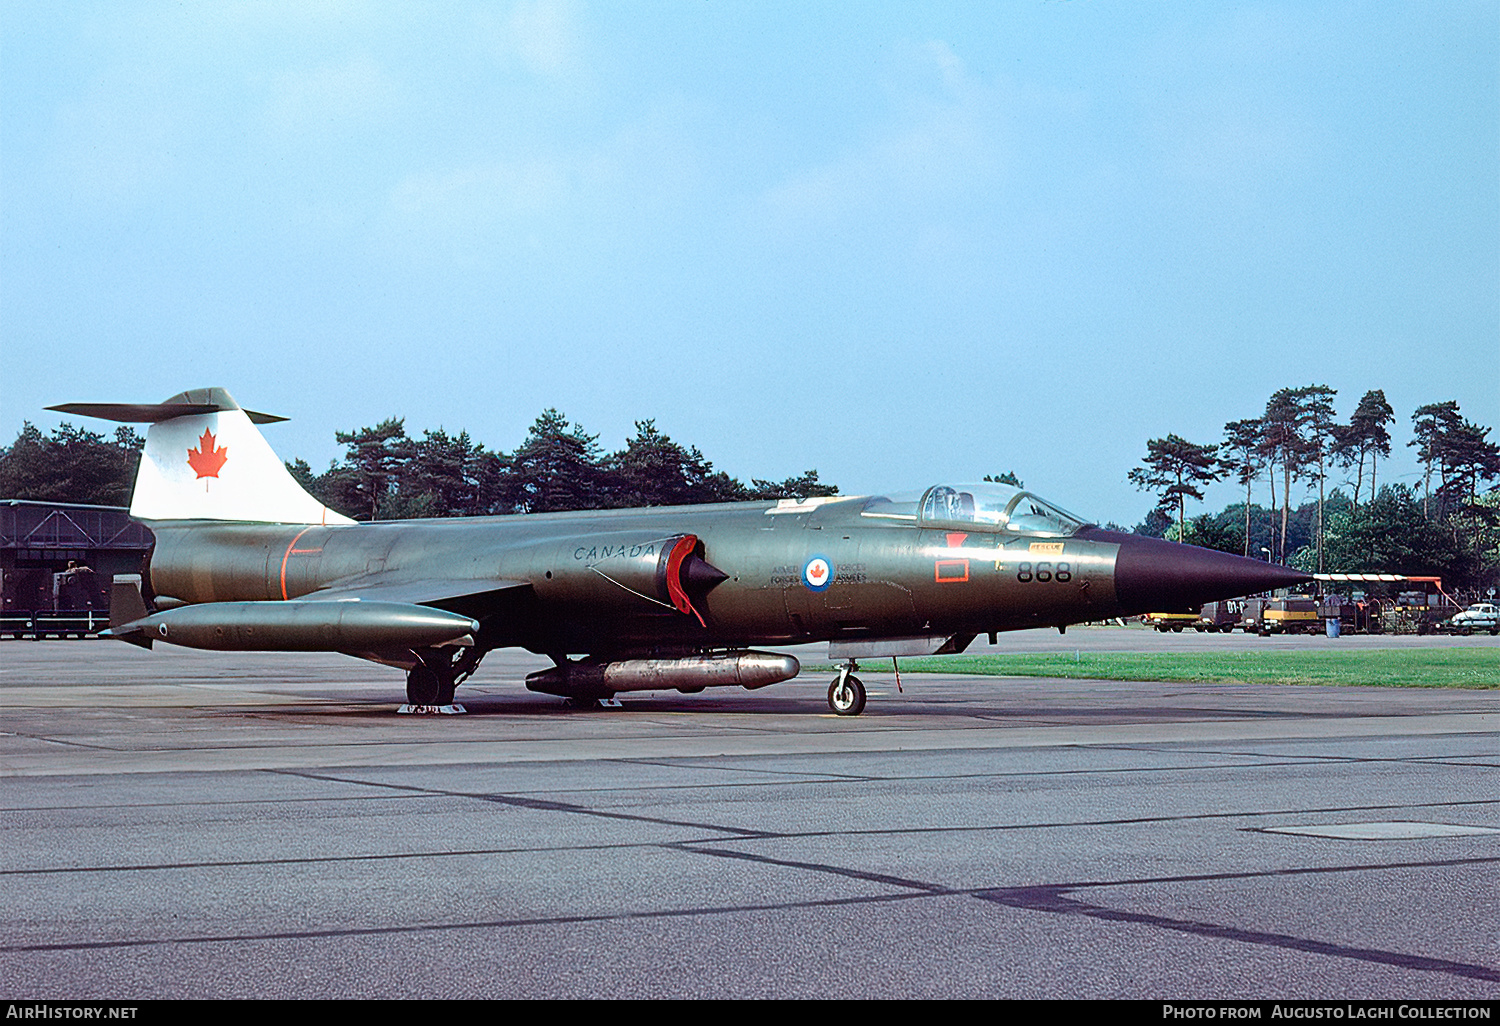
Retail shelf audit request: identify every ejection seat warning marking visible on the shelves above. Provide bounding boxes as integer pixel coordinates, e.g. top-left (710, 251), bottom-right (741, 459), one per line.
top-left (803, 556), bottom-right (833, 591)
top-left (935, 559), bottom-right (970, 583)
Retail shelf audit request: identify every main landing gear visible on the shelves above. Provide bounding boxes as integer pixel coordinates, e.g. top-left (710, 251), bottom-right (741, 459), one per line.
top-left (827, 660), bottom-right (866, 717)
top-left (400, 646), bottom-right (485, 714)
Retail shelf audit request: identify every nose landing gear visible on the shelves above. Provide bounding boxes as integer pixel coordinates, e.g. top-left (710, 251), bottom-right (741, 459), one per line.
top-left (827, 660), bottom-right (866, 716)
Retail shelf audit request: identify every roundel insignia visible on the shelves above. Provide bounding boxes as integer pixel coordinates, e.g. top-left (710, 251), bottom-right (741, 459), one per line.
top-left (803, 556), bottom-right (834, 592)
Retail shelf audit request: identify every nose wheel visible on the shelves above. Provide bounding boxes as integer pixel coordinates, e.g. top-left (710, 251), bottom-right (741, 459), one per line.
top-left (827, 662), bottom-right (866, 716)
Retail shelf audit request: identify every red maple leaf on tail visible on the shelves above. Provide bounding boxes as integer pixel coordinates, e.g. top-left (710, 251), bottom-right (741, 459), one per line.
top-left (187, 429), bottom-right (228, 479)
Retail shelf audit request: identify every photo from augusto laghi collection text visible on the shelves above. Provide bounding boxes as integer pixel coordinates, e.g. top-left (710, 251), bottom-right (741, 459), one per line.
top-left (1161, 1005), bottom-right (1493, 1020)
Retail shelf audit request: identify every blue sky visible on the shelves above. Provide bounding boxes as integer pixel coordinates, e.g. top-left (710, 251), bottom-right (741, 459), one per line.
top-left (3, 1), bottom-right (1496, 525)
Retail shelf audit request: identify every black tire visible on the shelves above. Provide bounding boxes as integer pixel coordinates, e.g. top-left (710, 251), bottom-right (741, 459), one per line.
top-left (827, 675), bottom-right (866, 716)
top-left (406, 664), bottom-right (442, 705)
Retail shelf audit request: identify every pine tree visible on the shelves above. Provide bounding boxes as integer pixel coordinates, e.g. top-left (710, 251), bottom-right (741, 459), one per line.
top-left (1128, 434), bottom-right (1227, 543)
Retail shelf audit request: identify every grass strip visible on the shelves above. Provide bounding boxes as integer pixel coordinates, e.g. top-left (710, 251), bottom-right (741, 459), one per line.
top-left (815, 650), bottom-right (1499, 689)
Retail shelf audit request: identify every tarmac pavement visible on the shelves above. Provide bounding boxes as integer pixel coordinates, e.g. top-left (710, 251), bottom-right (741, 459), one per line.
top-left (1, 629), bottom-right (1496, 999)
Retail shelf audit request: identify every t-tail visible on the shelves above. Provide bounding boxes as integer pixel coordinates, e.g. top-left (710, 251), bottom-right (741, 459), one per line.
top-left (49, 387), bottom-right (353, 525)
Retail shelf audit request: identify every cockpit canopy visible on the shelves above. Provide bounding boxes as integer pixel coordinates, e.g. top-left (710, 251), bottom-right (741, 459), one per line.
top-left (862, 482), bottom-right (1092, 537)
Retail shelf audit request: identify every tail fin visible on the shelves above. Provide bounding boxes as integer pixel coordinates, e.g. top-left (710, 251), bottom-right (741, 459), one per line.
top-left (49, 387), bottom-right (354, 525)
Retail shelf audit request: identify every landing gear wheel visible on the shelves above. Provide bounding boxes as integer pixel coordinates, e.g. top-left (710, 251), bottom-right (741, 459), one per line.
top-left (406, 663), bottom-right (442, 705)
top-left (828, 675), bottom-right (866, 716)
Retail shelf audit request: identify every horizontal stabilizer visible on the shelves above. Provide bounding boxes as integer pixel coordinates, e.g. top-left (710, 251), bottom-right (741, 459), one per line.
top-left (48, 403), bottom-right (286, 425)
top-left (49, 388), bottom-right (286, 424)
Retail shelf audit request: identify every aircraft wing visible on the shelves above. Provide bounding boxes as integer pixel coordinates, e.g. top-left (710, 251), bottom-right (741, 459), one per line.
top-left (309, 577), bottom-right (532, 607)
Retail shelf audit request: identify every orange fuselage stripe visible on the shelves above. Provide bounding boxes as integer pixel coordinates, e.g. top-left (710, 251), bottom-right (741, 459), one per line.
top-left (280, 528), bottom-right (316, 600)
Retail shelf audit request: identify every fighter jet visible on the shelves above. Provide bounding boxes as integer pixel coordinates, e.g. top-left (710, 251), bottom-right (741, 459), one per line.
top-left (52, 388), bottom-right (1310, 715)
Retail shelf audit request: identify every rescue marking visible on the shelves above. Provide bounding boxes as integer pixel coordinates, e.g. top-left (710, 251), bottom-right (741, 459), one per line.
top-left (1029, 542), bottom-right (1064, 555)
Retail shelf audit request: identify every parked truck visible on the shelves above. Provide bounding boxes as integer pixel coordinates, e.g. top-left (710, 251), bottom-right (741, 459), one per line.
top-left (1141, 611), bottom-right (1200, 633)
top-left (1239, 596), bottom-right (1322, 635)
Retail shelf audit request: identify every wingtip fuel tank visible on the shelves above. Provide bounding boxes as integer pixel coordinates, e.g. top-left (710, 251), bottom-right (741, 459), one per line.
top-left (108, 600), bottom-right (479, 653)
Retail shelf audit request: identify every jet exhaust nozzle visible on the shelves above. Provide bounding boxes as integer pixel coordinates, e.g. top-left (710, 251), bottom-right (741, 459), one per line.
top-left (109, 600), bottom-right (479, 652)
top-left (525, 650), bottom-right (800, 698)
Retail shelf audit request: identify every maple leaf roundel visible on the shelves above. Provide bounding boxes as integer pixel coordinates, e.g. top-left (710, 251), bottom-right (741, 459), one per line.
top-left (187, 429), bottom-right (229, 479)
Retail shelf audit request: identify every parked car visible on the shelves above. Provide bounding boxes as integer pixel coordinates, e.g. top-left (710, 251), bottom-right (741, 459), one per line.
top-left (1438, 602), bottom-right (1500, 636)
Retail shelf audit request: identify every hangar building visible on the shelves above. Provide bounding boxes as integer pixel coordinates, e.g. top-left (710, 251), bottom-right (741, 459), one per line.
top-left (0, 500), bottom-right (153, 634)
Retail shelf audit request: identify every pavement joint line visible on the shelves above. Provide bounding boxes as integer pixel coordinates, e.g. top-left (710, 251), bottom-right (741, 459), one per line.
top-left (271, 767), bottom-right (777, 838)
top-left (3, 711), bottom-right (1494, 776)
top-left (976, 884), bottom-right (1500, 984)
top-left (8, 855), bottom-right (1496, 983)
top-left (10, 764), bottom-right (1498, 811)
top-left (11, 799), bottom-right (1495, 877)
top-left (0, 890), bottom-right (939, 955)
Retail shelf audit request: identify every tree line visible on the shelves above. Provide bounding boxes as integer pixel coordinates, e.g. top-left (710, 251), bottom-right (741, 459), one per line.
top-left (1129, 387), bottom-right (1500, 590)
top-left (0, 422), bottom-right (144, 508)
top-left (4, 390), bottom-right (1496, 589)
top-left (0, 410), bottom-right (835, 518)
top-left (286, 410), bottom-right (836, 520)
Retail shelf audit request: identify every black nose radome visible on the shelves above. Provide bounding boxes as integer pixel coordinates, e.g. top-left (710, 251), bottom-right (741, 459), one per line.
top-left (1077, 528), bottom-right (1312, 614)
